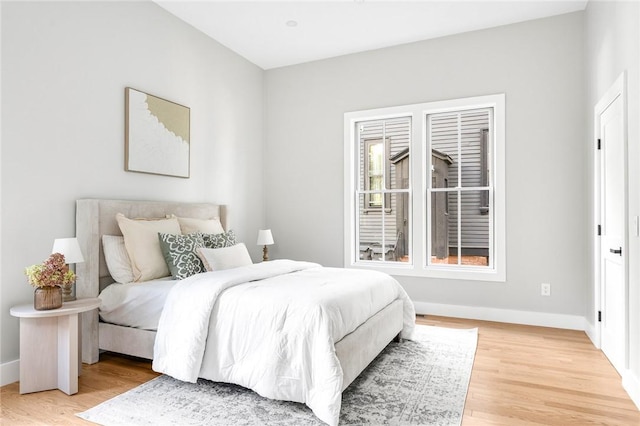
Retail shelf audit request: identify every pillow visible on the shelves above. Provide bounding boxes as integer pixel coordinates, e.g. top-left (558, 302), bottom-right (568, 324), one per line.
top-left (158, 233), bottom-right (206, 280)
top-left (196, 243), bottom-right (253, 272)
top-left (102, 235), bottom-right (135, 284)
top-left (200, 229), bottom-right (237, 249)
top-left (169, 215), bottom-right (225, 235)
top-left (116, 213), bottom-right (181, 282)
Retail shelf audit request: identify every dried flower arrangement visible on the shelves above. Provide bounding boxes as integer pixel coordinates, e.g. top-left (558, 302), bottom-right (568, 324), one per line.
top-left (24, 253), bottom-right (76, 288)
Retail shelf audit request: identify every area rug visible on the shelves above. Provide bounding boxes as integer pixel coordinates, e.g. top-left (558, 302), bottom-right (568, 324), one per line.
top-left (78, 325), bottom-right (477, 426)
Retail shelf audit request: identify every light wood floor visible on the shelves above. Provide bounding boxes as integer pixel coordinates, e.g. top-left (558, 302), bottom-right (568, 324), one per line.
top-left (2, 316), bottom-right (639, 425)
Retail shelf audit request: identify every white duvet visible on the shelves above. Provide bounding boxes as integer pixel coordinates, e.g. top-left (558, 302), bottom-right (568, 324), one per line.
top-left (153, 260), bottom-right (415, 426)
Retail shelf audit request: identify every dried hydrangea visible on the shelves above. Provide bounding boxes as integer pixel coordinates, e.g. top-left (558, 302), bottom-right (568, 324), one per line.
top-left (24, 253), bottom-right (76, 288)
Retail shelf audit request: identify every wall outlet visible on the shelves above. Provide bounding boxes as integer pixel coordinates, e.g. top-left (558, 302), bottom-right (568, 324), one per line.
top-left (541, 283), bottom-right (551, 296)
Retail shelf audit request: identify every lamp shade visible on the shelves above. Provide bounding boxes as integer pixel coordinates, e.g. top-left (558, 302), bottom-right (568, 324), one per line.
top-left (52, 238), bottom-right (84, 264)
top-left (256, 229), bottom-right (274, 246)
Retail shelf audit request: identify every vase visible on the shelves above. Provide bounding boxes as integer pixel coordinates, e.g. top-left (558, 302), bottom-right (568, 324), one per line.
top-left (34, 286), bottom-right (63, 310)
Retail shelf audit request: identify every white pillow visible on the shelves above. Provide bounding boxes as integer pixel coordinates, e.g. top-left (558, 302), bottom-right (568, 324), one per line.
top-left (102, 235), bottom-right (134, 284)
top-left (169, 215), bottom-right (225, 235)
top-left (196, 243), bottom-right (253, 271)
top-left (116, 213), bottom-right (181, 282)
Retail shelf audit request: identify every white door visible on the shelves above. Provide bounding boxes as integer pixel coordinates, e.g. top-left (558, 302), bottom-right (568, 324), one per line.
top-left (598, 86), bottom-right (626, 376)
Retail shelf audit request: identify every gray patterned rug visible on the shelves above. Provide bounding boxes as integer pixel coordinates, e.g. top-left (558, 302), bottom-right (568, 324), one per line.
top-left (78, 325), bottom-right (477, 426)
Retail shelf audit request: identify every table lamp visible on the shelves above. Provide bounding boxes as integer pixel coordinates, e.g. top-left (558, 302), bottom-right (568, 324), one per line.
top-left (256, 229), bottom-right (274, 262)
top-left (52, 237), bottom-right (84, 301)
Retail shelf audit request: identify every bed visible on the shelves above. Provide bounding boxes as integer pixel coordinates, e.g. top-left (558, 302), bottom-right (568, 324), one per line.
top-left (75, 198), bottom-right (414, 425)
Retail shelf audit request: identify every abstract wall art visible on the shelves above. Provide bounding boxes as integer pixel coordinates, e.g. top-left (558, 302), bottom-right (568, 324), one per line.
top-left (125, 87), bottom-right (190, 178)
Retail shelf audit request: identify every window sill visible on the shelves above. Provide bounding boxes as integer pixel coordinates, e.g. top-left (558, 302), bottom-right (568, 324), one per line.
top-left (348, 261), bottom-right (506, 282)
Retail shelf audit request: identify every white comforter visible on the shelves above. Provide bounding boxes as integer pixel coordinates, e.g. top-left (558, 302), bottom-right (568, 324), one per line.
top-left (153, 260), bottom-right (415, 426)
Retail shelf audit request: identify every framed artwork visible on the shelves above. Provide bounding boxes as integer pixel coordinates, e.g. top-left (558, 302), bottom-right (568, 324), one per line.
top-left (125, 87), bottom-right (190, 178)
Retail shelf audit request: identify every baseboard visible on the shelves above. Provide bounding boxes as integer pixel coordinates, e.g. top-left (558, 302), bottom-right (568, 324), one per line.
top-left (584, 319), bottom-right (600, 348)
top-left (0, 359), bottom-right (19, 386)
top-left (623, 370), bottom-right (640, 410)
top-left (413, 301), bottom-right (587, 331)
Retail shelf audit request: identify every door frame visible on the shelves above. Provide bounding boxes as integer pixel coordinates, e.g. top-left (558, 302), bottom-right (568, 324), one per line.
top-left (593, 71), bottom-right (628, 366)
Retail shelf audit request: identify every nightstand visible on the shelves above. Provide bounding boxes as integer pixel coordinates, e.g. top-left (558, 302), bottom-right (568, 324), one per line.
top-left (10, 298), bottom-right (100, 395)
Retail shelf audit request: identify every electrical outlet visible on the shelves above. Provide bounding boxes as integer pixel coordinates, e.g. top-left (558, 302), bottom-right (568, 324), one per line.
top-left (541, 283), bottom-right (551, 296)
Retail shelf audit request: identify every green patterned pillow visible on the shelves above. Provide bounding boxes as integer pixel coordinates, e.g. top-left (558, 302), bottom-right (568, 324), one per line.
top-left (158, 233), bottom-right (206, 280)
top-left (199, 230), bottom-right (237, 249)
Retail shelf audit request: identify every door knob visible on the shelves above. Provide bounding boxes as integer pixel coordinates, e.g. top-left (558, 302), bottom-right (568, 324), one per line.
top-left (610, 247), bottom-right (622, 255)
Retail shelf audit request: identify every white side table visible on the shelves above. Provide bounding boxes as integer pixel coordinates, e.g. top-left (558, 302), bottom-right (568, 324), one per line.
top-left (10, 297), bottom-right (100, 395)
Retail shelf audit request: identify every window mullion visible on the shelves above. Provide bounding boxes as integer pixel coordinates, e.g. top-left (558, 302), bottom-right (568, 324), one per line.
top-left (457, 113), bottom-right (462, 266)
top-left (380, 121), bottom-right (386, 258)
top-left (456, 168), bottom-right (461, 266)
top-left (487, 108), bottom-right (495, 269)
top-left (425, 114), bottom-right (432, 266)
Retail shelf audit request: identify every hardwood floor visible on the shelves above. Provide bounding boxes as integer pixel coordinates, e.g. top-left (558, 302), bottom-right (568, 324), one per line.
top-left (1, 353), bottom-right (159, 425)
top-left (418, 316), bottom-right (640, 425)
top-left (2, 316), bottom-right (639, 425)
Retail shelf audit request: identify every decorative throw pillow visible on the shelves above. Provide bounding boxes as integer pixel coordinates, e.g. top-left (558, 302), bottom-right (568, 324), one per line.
top-left (169, 215), bottom-right (225, 235)
top-left (196, 243), bottom-right (253, 272)
top-left (115, 213), bottom-right (181, 282)
top-left (158, 233), bottom-right (206, 279)
top-left (102, 235), bottom-right (135, 284)
top-left (200, 229), bottom-right (237, 249)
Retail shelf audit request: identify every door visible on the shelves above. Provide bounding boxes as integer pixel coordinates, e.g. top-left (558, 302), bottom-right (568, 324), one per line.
top-left (597, 83), bottom-right (626, 376)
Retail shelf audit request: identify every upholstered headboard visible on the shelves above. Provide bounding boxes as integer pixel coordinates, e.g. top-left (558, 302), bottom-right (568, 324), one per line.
top-left (75, 199), bottom-right (227, 296)
top-left (75, 199), bottom-right (226, 363)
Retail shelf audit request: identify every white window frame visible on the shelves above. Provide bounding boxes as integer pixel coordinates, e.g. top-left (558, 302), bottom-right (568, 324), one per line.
top-left (344, 94), bottom-right (506, 282)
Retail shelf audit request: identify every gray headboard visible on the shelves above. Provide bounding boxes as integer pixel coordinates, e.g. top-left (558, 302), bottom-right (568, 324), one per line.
top-left (75, 199), bottom-right (227, 297)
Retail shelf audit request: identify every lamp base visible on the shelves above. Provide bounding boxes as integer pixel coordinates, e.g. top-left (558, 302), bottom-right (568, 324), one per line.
top-left (62, 283), bottom-right (76, 302)
top-left (262, 245), bottom-right (269, 262)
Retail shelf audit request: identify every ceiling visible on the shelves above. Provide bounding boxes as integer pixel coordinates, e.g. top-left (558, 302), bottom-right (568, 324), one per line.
top-left (156, 1), bottom-right (588, 70)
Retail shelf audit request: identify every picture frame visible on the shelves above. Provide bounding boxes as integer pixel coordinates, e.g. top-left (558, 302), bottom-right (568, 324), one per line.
top-left (125, 87), bottom-right (190, 178)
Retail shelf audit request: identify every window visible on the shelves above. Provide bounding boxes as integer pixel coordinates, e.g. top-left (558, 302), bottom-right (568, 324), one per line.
top-left (427, 108), bottom-right (492, 267)
top-left (344, 94), bottom-right (505, 281)
top-left (355, 118), bottom-right (411, 262)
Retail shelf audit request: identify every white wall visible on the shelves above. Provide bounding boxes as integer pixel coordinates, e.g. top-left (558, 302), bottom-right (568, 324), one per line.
top-left (0, 1), bottom-right (265, 367)
top-left (265, 12), bottom-right (586, 319)
top-left (584, 0), bottom-right (640, 405)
